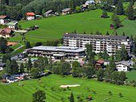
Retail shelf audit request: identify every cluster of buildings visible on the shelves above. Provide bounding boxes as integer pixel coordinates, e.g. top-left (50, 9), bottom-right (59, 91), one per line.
top-left (26, 8), bottom-right (72, 20)
top-left (24, 33), bottom-right (133, 72)
top-left (2, 73), bottom-right (28, 83)
top-left (95, 59), bottom-right (133, 72)
top-left (0, 15), bottom-right (19, 38)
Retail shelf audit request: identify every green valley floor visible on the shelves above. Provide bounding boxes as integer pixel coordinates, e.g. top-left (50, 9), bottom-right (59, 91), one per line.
top-left (0, 74), bottom-right (136, 102)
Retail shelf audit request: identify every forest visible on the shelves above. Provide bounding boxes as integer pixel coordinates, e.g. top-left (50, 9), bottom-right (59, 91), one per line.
top-left (0, 0), bottom-right (86, 20)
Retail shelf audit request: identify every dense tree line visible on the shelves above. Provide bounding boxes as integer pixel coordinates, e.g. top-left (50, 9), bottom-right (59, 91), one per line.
top-left (0, 0), bottom-right (86, 20)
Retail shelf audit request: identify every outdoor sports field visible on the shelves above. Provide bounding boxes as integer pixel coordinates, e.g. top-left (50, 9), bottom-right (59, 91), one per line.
top-left (0, 74), bottom-right (136, 102)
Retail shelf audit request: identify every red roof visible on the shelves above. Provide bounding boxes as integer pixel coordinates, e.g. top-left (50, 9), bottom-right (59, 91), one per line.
top-left (0, 15), bottom-right (7, 19)
top-left (97, 59), bottom-right (104, 64)
top-left (0, 28), bottom-right (12, 34)
top-left (26, 12), bottom-right (35, 16)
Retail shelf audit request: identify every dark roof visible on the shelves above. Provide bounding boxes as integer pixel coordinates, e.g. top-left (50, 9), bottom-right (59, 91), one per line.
top-left (63, 33), bottom-right (129, 40)
top-left (116, 61), bottom-right (134, 66)
top-left (0, 63), bottom-right (5, 67)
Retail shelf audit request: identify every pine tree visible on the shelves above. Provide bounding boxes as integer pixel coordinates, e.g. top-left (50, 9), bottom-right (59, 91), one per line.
top-left (97, 69), bottom-right (104, 81)
top-left (126, 2), bottom-right (134, 20)
top-left (25, 41), bottom-right (31, 49)
top-left (20, 63), bottom-right (24, 73)
top-left (26, 58), bottom-right (32, 72)
top-left (111, 13), bottom-right (121, 29)
top-left (116, 0), bottom-right (124, 15)
top-left (69, 92), bottom-right (74, 102)
top-left (32, 90), bottom-right (46, 102)
top-left (101, 10), bottom-right (109, 18)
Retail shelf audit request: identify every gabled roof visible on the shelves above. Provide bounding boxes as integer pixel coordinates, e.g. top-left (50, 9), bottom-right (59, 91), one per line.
top-left (0, 28), bottom-right (12, 34)
top-left (7, 21), bottom-right (18, 26)
top-left (97, 59), bottom-right (104, 64)
top-left (26, 12), bottom-right (35, 16)
top-left (116, 61), bottom-right (133, 67)
top-left (62, 8), bottom-right (71, 12)
top-left (45, 10), bottom-right (53, 14)
top-left (0, 15), bottom-right (7, 19)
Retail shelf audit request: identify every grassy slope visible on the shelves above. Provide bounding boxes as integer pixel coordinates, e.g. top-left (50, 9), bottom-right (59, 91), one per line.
top-left (127, 70), bottom-right (136, 81)
top-left (10, 9), bottom-right (118, 43)
top-left (117, 20), bottom-right (136, 36)
top-left (0, 74), bottom-right (136, 102)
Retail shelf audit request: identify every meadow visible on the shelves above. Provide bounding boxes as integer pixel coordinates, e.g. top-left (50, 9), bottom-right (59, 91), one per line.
top-left (126, 70), bottom-right (136, 81)
top-left (10, 9), bottom-right (120, 43)
top-left (117, 20), bottom-right (136, 36)
top-left (0, 74), bottom-right (136, 102)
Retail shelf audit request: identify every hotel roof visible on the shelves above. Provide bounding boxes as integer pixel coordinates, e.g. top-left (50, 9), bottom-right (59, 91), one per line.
top-left (63, 33), bottom-right (129, 40)
top-left (30, 46), bottom-right (85, 53)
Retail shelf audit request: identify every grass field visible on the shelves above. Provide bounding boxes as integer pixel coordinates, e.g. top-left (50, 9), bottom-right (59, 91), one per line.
top-left (9, 9), bottom-right (136, 43)
top-left (10, 9), bottom-right (126, 43)
top-left (126, 70), bottom-right (136, 81)
top-left (117, 20), bottom-right (136, 36)
top-left (0, 74), bottom-right (136, 102)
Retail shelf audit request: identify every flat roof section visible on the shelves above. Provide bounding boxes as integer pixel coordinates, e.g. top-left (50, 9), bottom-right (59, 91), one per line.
top-left (30, 46), bottom-right (85, 53)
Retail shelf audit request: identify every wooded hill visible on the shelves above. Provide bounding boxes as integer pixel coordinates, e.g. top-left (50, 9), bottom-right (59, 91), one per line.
top-left (0, 0), bottom-right (86, 20)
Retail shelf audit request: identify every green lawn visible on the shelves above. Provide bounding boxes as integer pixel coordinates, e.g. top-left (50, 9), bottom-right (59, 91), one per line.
top-left (117, 20), bottom-right (136, 36)
top-left (0, 74), bottom-right (136, 102)
top-left (10, 9), bottom-right (122, 43)
top-left (126, 70), bottom-right (136, 81)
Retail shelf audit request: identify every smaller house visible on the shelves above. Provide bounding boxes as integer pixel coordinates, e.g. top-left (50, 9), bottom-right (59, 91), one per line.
top-left (0, 28), bottom-right (13, 38)
top-left (85, 0), bottom-right (95, 5)
top-left (85, 0), bottom-right (101, 5)
top-left (7, 42), bottom-right (18, 46)
top-left (26, 12), bottom-right (35, 20)
top-left (62, 8), bottom-right (71, 15)
top-left (7, 21), bottom-right (18, 30)
top-left (116, 61), bottom-right (133, 72)
top-left (44, 10), bottom-right (54, 17)
top-left (82, 4), bottom-right (88, 11)
top-left (0, 15), bottom-right (9, 25)
top-left (95, 59), bottom-right (104, 69)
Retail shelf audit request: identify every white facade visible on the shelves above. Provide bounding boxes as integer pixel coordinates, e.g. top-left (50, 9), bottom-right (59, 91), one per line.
top-left (26, 16), bottom-right (35, 20)
top-left (85, 0), bottom-right (95, 5)
top-left (7, 21), bottom-right (18, 30)
top-left (0, 34), bottom-right (10, 38)
top-left (116, 64), bottom-right (128, 72)
top-left (69, 39), bottom-right (77, 47)
top-left (95, 41), bottom-right (101, 53)
top-left (0, 19), bottom-right (5, 25)
top-left (63, 34), bottom-right (131, 56)
top-left (0, 67), bottom-right (3, 71)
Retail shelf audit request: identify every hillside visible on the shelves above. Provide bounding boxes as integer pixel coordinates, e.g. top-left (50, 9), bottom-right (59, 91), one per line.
top-left (117, 20), bottom-right (136, 35)
top-left (0, 74), bottom-right (136, 102)
top-left (10, 9), bottom-right (125, 43)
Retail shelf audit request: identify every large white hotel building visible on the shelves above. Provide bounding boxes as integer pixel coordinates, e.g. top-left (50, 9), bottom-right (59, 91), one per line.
top-left (63, 33), bottom-right (132, 56)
